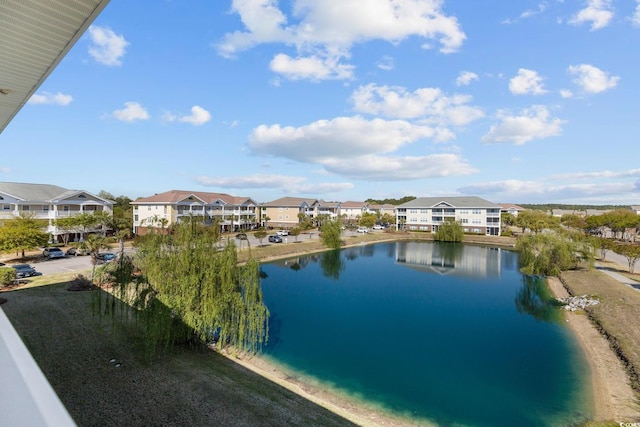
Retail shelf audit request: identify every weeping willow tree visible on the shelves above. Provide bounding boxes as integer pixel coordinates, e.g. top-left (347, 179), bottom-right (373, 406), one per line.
top-left (516, 231), bottom-right (594, 276)
top-left (434, 219), bottom-right (464, 242)
top-left (95, 220), bottom-right (269, 357)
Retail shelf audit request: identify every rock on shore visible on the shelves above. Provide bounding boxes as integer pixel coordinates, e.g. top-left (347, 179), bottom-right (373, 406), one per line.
top-left (557, 295), bottom-right (600, 311)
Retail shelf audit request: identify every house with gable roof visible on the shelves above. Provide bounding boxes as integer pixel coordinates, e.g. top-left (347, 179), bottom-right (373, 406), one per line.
top-left (131, 190), bottom-right (258, 235)
top-left (396, 196), bottom-right (501, 236)
top-left (0, 181), bottom-right (113, 242)
top-left (260, 196), bottom-right (318, 229)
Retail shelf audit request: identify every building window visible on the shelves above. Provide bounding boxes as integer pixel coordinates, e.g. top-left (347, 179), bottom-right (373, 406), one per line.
top-left (278, 207), bottom-right (283, 212)
top-left (420, 218), bottom-right (428, 223)
top-left (285, 207), bottom-right (289, 211)
top-left (2, 204), bottom-right (10, 210)
top-left (148, 206), bottom-right (151, 211)
top-left (409, 209), bottom-right (418, 214)
top-left (461, 218), bottom-right (468, 224)
top-left (420, 209), bottom-right (428, 214)
top-left (472, 209), bottom-right (482, 215)
top-left (42, 206), bottom-right (49, 211)
top-left (460, 210), bottom-right (468, 215)
top-left (63, 206), bottom-right (69, 211)
top-left (278, 215), bottom-right (283, 220)
top-left (472, 219), bottom-right (481, 224)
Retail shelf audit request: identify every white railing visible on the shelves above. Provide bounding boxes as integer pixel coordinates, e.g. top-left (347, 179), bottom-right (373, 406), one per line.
top-left (0, 307), bottom-right (75, 426)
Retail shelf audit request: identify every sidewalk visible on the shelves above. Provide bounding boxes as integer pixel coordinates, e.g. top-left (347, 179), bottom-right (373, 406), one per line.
top-left (595, 263), bottom-right (640, 291)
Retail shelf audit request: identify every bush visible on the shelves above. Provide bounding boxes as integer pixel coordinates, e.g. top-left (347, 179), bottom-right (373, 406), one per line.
top-left (0, 267), bottom-right (17, 286)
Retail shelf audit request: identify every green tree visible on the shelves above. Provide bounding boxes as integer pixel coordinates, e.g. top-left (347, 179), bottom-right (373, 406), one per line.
top-left (516, 232), bottom-right (593, 276)
top-left (516, 210), bottom-right (557, 234)
top-left (85, 234), bottom-right (111, 283)
top-left (254, 229), bottom-right (268, 246)
top-left (289, 227), bottom-right (301, 242)
top-left (434, 219), bottom-right (464, 242)
top-left (0, 213), bottom-right (49, 258)
top-left (127, 221), bottom-right (269, 355)
top-left (615, 243), bottom-right (640, 274)
top-left (320, 219), bottom-right (342, 250)
top-left (359, 212), bottom-right (377, 228)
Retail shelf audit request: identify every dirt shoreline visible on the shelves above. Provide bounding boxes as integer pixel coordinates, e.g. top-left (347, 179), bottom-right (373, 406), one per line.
top-left (546, 276), bottom-right (639, 422)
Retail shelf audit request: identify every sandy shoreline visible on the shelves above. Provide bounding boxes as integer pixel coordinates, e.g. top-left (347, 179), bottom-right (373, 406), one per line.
top-left (546, 277), bottom-right (638, 422)
top-left (224, 350), bottom-right (432, 427)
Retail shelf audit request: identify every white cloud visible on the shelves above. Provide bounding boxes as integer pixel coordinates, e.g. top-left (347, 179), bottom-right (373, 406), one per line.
top-left (179, 106), bottom-right (211, 126)
top-left (568, 64), bottom-right (619, 94)
top-left (217, 0), bottom-right (465, 80)
top-left (502, 3), bottom-right (549, 24)
top-left (559, 89), bottom-right (573, 98)
top-left (633, 1), bottom-right (640, 26)
top-left (377, 56), bottom-right (394, 71)
top-left (249, 116), bottom-right (437, 162)
top-left (322, 154), bottom-right (476, 181)
top-left (569, 0), bottom-right (613, 31)
top-left (455, 71), bottom-right (478, 86)
top-left (162, 106), bottom-right (212, 125)
top-left (458, 179), bottom-right (636, 203)
top-left (88, 25), bottom-right (129, 66)
top-left (551, 168), bottom-right (640, 180)
top-left (509, 68), bottom-right (547, 95)
top-left (196, 173), bottom-right (353, 195)
top-left (350, 84), bottom-right (484, 127)
top-left (112, 102), bottom-right (150, 122)
top-left (482, 105), bottom-right (564, 145)
top-left (197, 174), bottom-right (306, 189)
top-left (28, 92), bottom-right (73, 106)
top-left (0, 166), bottom-right (10, 174)
top-left (269, 53), bottom-right (355, 81)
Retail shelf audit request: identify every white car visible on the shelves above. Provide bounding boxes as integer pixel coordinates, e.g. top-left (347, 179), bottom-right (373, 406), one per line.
top-left (372, 225), bottom-right (384, 230)
top-left (276, 230), bottom-right (289, 236)
top-left (356, 227), bottom-right (368, 233)
top-left (43, 247), bottom-right (66, 259)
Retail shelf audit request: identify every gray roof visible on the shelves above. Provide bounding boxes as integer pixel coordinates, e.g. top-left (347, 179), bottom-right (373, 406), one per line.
top-left (0, 182), bottom-right (111, 204)
top-left (262, 197), bottom-right (318, 207)
top-left (398, 196), bottom-right (500, 209)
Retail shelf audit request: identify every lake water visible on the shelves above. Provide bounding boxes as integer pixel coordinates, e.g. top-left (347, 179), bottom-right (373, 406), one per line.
top-left (259, 241), bottom-right (593, 427)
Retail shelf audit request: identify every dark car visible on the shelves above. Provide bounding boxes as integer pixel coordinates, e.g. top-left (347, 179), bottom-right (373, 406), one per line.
top-left (236, 233), bottom-right (248, 240)
top-left (12, 264), bottom-right (37, 278)
top-left (96, 252), bottom-right (117, 264)
top-left (268, 235), bottom-right (283, 243)
top-left (43, 247), bottom-right (66, 259)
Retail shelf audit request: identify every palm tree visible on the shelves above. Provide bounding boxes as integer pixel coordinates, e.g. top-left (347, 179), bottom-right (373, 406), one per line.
top-left (85, 234), bottom-right (110, 284)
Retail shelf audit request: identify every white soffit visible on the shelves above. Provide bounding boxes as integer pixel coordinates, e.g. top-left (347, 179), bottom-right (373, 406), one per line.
top-left (0, 0), bottom-right (110, 134)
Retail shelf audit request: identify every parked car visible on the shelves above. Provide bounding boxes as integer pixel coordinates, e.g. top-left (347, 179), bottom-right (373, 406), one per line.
top-left (66, 247), bottom-right (90, 256)
top-left (12, 264), bottom-right (37, 278)
top-left (236, 233), bottom-right (248, 240)
top-left (43, 247), bottom-right (66, 259)
top-left (356, 227), bottom-right (369, 233)
top-left (276, 230), bottom-right (289, 236)
top-left (96, 252), bottom-right (117, 264)
top-left (372, 224), bottom-right (384, 230)
top-left (268, 235), bottom-right (283, 243)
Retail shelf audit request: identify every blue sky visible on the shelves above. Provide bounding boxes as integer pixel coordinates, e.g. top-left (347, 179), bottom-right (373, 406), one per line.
top-left (1, 0), bottom-right (639, 205)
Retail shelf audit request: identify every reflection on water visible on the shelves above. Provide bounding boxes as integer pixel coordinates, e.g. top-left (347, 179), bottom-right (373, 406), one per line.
top-left (260, 241), bottom-right (592, 427)
top-left (515, 275), bottom-right (563, 323)
top-left (395, 241), bottom-right (502, 278)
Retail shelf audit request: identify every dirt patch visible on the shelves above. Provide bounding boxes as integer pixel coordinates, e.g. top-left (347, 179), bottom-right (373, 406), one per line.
top-left (547, 276), bottom-right (640, 422)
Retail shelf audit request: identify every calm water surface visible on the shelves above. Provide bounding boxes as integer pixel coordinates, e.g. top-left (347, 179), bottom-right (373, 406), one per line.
top-left (259, 241), bottom-right (592, 427)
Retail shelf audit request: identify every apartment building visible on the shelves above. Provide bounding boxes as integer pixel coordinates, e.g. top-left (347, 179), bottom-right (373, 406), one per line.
top-left (0, 182), bottom-right (114, 241)
top-left (396, 196), bottom-right (501, 236)
top-left (260, 197), bottom-right (318, 229)
top-left (132, 190), bottom-right (258, 234)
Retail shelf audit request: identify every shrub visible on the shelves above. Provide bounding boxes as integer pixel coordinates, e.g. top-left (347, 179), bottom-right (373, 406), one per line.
top-left (0, 267), bottom-right (17, 286)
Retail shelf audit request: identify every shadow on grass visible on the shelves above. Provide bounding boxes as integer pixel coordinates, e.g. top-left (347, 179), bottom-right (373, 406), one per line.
top-left (2, 280), bottom-right (357, 427)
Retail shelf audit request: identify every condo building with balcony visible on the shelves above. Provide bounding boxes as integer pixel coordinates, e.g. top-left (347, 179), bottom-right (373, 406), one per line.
top-left (396, 196), bottom-right (501, 236)
top-left (132, 190), bottom-right (258, 235)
